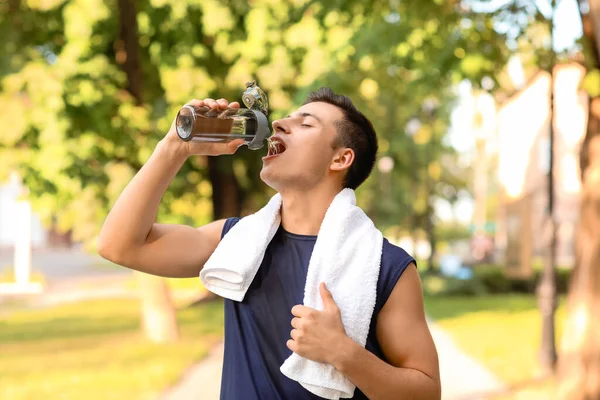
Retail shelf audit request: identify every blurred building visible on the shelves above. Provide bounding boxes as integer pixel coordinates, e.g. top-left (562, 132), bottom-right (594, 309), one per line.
top-left (0, 173), bottom-right (46, 250)
top-left (0, 172), bottom-right (73, 251)
top-left (495, 63), bottom-right (588, 275)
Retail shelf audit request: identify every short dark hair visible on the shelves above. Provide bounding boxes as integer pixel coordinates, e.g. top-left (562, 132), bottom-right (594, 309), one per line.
top-left (304, 87), bottom-right (378, 190)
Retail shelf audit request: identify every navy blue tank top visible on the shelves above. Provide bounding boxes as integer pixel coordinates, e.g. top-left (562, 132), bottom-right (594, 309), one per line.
top-left (219, 217), bottom-right (415, 400)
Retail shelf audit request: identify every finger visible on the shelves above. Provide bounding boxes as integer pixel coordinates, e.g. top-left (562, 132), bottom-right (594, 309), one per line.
top-left (206, 140), bottom-right (245, 156)
top-left (226, 139), bottom-right (246, 153)
top-left (291, 305), bottom-right (313, 318)
top-left (216, 98), bottom-right (229, 108)
top-left (290, 329), bottom-right (300, 341)
top-left (206, 108), bottom-right (220, 118)
top-left (199, 142), bottom-right (235, 156)
top-left (291, 317), bottom-right (302, 329)
top-left (218, 108), bottom-right (239, 118)
top-left (194, 106), bottom-right (211, 116)
top-left (203, 98), bottom-right (218, 109)
top-left (286, 339), bottom-right (297, 353)
top-left (228, 101), bottom-right (240, 109)
top-left (186, 99), bottom-right (205, 107)
top-left (320, 282), bottom-right (337, 311)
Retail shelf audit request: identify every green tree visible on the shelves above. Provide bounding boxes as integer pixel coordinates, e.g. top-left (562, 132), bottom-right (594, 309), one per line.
top-left (1, 0), bottom-right (509, 338)
top-left (302, 0), bottom-right (506, 271)
top-left (0, 0), bottom-right (506, 260)
top-left (0, 0), bottom-right (337, 341)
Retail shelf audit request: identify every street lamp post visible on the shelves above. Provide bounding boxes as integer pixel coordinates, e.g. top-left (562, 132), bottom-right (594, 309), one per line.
top-left (537, 2), bottom-right (559, 374)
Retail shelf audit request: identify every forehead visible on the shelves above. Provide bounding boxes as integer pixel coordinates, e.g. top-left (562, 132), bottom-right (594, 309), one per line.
top-left (293, 102), bottom-right (344, 125)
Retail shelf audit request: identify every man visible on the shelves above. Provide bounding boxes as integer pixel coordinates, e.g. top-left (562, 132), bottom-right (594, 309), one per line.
top-left (98, 88), bottom-right (441, 399)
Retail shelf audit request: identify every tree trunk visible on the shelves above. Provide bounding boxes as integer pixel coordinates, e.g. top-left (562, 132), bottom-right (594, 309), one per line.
top-left (8, 0), bottom-right (19, 14)
top-left (473, 136), bottom-right (488, 242)
top-left (204, 156), bottom-right (242, 302)
top-left (117, 0), bottom-right (179, 342)
top-left (208, 157), bottom-right (242, 219)
top-left (137, 272), bottom-right (180, 343)
top-left (537, 66), bottom-right (558, 374)
top-left (557, 2), bottom-right (600, 396)
top-left (557, 100), bottom-right (600, 400)
top-left (116, 0), bottom-right (143, 103)
top-left (425, 208), bottom-right (438, 275)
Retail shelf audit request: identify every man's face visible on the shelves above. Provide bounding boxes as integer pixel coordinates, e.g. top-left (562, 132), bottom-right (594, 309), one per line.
top-left (260, 102), bottom-right (344, 191)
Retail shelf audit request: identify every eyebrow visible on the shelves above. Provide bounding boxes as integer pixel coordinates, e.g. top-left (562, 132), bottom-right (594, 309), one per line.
top-left (286, 112), bottom-right (322, 123)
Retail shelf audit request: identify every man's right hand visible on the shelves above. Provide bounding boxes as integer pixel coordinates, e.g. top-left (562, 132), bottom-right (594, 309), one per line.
top-left (163, 98), bottom-right (246, 157)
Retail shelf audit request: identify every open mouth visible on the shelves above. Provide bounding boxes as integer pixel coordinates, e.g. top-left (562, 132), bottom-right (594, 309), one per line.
top-left (265, 137), bottom-right (287, 159)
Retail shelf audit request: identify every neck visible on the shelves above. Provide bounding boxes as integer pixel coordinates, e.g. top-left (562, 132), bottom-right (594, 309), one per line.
top-left (279, 183), bottom-right (343, 236)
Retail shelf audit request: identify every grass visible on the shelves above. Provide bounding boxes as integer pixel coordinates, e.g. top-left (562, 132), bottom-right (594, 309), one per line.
top-left (0, 278), bottom-right (567, 399)
top-left (425, 294), bottom-right (566, 389)
top-left (0, 298), bottom-right (225, 400)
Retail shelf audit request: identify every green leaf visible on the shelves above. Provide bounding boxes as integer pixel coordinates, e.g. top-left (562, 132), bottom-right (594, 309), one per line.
top-left (582, 69), bottom-right (600, 98)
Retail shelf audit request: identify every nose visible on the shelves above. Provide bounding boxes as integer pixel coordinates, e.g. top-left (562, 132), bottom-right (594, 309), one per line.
top-left (272, 119), bottom-right (290, 134)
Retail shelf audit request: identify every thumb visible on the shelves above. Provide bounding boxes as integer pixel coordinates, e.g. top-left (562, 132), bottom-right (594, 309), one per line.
top-left (227, 139), bottom-right (246, 153)
top-left (320, 282), bottom-right (337, 311)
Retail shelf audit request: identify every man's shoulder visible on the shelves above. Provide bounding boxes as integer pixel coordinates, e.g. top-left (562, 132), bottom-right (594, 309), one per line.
top-left (373, 238), bottom-right (417, 313)
top-left (221, 217), bottom-right (242, 239)
top-left (381, 238), bottom-right (416, 269)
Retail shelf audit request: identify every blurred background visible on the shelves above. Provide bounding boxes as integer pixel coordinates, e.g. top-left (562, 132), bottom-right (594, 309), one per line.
top-left (1, 0), bottom-right (600, 399)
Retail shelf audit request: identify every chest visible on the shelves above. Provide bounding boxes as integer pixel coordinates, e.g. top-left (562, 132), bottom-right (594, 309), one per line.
top-left (242, 236), bottom-right (315, 311)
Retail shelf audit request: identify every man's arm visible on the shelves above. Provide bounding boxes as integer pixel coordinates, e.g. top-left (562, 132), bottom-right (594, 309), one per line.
top-left (97, 98), bottom-right (243, 278)
top-left (331, 263), bottom-right (440, 399)
top-left (288, 264), bottom-right (440, 400)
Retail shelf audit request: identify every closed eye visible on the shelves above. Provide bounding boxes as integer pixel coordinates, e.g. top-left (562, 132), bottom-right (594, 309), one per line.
top-left (300, 124), bottom-right (312, 128)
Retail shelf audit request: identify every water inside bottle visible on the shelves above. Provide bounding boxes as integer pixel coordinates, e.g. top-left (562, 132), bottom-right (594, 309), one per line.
top-left (266, 137), bottom-right (276, 153)
top-left (176, 104), bottom-right (271, 150)
top-left (177, 106), bottom-right (253, 141)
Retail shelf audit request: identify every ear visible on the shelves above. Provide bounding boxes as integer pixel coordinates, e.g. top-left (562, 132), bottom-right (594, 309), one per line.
top-left (330, 147), bottom-right (354, 172)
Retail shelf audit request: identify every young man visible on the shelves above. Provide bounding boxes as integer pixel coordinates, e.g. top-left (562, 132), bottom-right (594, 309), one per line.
top-left (98, 88), bottom-right (441, 399)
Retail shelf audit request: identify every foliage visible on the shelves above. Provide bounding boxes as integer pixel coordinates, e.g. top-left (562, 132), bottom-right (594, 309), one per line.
top-left (435, 222), bottom-right (472, 241)
top-left (422, 264), bottom-right (573, 297)
top-left (0, 298), bottom-right (224, 400)
top-left (421, 274), bottom-right (488, 296)
top-left (0, 0), bottom-right (510, 248)
top-left (0, 0), bottom-right (323, 247)
top-left (475, 264), bottom-right (572, 294)
top-left (473, 265), bottom-right (512, 293)
top-left (582, 68), bottom-right (600, 97)
top-left (303, 0), bottom-right (508, 233)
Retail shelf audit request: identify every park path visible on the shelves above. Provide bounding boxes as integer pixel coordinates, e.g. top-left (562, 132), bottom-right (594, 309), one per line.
top-left (159, 341), bottom-right (225, 400)
top-left (0, 249), bottom-right (133, 312)
top-left (0, 248), bottom-right (128, 282)
top-left (429, 321), bottom-right (507, 400)
top-left (159, 320), bottom-right (507, 400)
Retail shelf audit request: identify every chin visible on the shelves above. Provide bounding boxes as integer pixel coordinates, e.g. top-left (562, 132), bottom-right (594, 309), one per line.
top-left (259, 167), bottom-right (278, 190)
top-left (260, 167), bottom-right (294, 192)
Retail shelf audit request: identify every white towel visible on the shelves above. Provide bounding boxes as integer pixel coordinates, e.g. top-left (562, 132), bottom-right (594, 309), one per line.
top-left (200, 188), bottom-right (383, 399)
top-left (199, 193), bottom-right (282, 302)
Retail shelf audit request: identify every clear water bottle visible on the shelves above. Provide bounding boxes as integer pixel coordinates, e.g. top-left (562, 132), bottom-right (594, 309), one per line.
top-left (175, 81), bottom-right (271, 150)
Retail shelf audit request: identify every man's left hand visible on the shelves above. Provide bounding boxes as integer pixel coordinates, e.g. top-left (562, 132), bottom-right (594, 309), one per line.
top-left (287, 282), bottom-right (351, 364)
